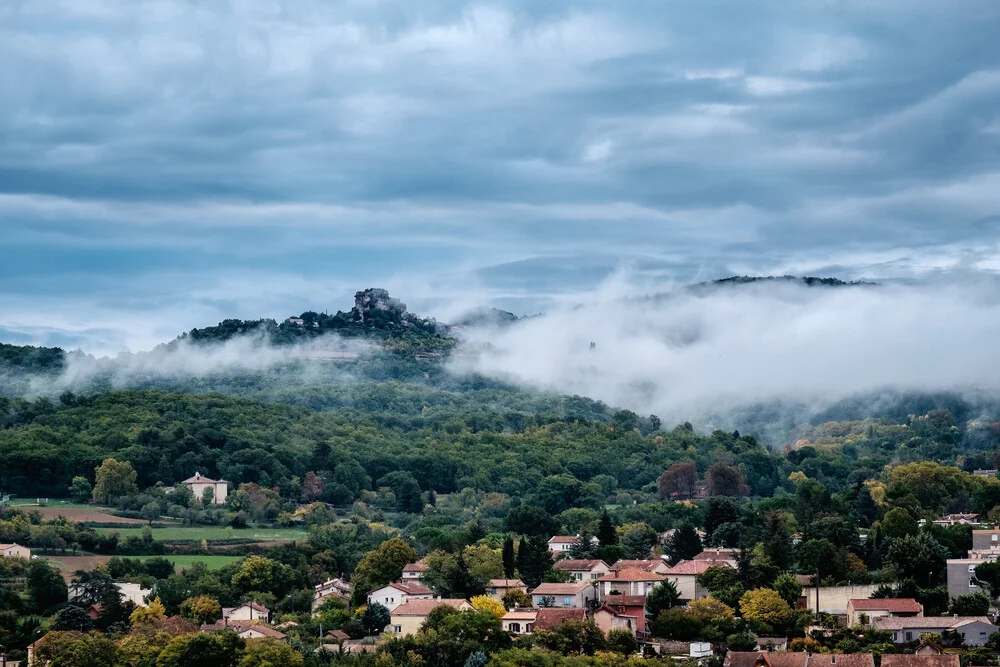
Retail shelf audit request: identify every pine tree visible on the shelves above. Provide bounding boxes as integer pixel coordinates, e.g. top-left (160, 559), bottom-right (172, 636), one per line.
top-left (665, 523), bottom-right (702, 564)
top-left (569, 527), bottom-right (600, 559)
top-left (502, 536), bottom-right (516, 578)
top-left (597, 511), bottom-right (618, 547)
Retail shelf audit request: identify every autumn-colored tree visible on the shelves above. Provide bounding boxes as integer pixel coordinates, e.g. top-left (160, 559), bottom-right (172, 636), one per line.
top-left (501, 589), bottom-right (532, 610)
top-left (92, 458), bottom-right (138, 504)
top-left (739, 587), bottom-right (792, 625)
top-left (705, 463), bottom-right (749, 497)
top-left (129, 596), bottom-right (166, 625)
top-left (658, 462), bottom-right (698, 498)
top-left (470, 595), bottom-right (507, 620)
top-left (300, 471), bottom-right (324, 502)
top-left (180, 595), bottom-right (222, 624)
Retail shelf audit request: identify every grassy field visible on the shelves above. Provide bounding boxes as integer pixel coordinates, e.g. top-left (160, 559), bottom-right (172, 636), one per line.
top-left (6, 499), bottom-right (99, 509)
top-left (121, 555), bottom-right (244, 570)
top-left (97, 525), bottom-right (309, 542)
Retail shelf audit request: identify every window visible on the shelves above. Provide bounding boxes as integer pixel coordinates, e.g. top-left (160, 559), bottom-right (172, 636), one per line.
top-left (970, 565), bottom-right (977, 572)
top-left (526, 623), bottom-right (534, 632)
top-left (509, 623), bottom-right (520, 633)
top-left (575, 574), bottom-right (582, 581)
top-left (563, 597), bottom-right (572, 606)
top-left (905, 632), bottom-right (913, 641)
top-left (993, 534), bottom-right (998, 542)
top-left (393, 625), bottom-right (402, 633)
top-left (971, 579), bottom-right (978, 587)
top-left (491, 588), bottom-right (497, 595)
top-left (591, 573), bottom-right (599, 579)
top-left (982, 633), bottom-right (988, 640)
top-left (831, 658), bottom-right (836, 664)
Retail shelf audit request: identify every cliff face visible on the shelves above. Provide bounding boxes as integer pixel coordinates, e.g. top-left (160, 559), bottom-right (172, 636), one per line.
top-left (352, 288), bottom-right (409, 324)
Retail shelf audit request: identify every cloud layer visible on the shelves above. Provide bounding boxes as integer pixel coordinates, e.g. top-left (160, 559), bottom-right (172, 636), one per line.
top-left (2, 1), bottom-right (1000, 351)
top-left (452, 277), bottom-right (1000, 425)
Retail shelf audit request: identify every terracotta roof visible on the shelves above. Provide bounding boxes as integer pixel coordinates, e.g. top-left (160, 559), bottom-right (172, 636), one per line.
top-left (808, 656), bottom-right (876, 667)
top-left (548, 536), bottom-right (578, 544)
top-left (530, 582), bottom-right (593, 595)
top-left (665, 559), bottom-right (733, 576)
top-left (554, 560), bottom-right (608, 571)
top-left (325, 629), bottom-right (350, 640)
top-left (694, 549), bottom-right (739, 561)
top-left (502, 608), bottom-right (539, 621)
top-left (873, 616), bottom-right (995, 630)
top-left (402, 563), bottom-right (427, 572)
top-left (533, 608), bottom-right (587, 630)
top-left (601, 594), bottom-right (648, 607)
top-left (489, 579), bottom-right (526, 588)
top-left (391, 599), bottom-right (470, 616)
top-left (223, 601), bottom-right (270, 616)
top-left (610, 560), bottom-right (664, 572)
top-left (385, 581), bottom-right (433, 595)
top-left (849, 598), bottom-right (922, 612)
top-left (881, 656), bottom-right (959, 667)
top-left (597, 568), bottom-right (664, 582)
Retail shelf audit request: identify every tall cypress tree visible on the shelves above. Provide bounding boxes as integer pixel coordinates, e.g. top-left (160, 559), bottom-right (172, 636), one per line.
top-left (502, 536), bottom-right (516, 578)
top-left (596, 511), bottom-right (618, 547)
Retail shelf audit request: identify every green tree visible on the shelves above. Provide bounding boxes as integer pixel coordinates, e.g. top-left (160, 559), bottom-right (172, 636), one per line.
top-left (516, 535), bottom-right (554, 589)
top-left (950, 591), bottom-right (991, 616)
top-left (237, 638), bottom-right (304, 667)
top-left (880, 507), bottom-right (919, 539)
top-left (568, 527), bottom-right (600, 559)
top-left (666, 523), bottom-right (702, 564)
top-left (963, 647), bottom-right (999, 667)
top-left (68, 476), bottom-right (92, 503)
top-left (231, 555), bottom-right (294, 598)
top-left (885, 533), bottom-right (949, 586)
top-left (534, 619), bottom-right (607, 655)
top-left (597, 511), bottom-right (618, 547)
top-left (155, 632), bottom-right (243, 667)
top-left (607, 627), bottom-right (639, 655)
top-left (975, 561), bottom-right (1000, 599)
top-left (362, 601), bottom-right (391, 635)
top-left (34, 631), bottom-right (121, 667)
top-left (505, 506), bottom-right (558, 537)
top-left (618, 523), bottom-right (657, 560)
top-left (52, 605), bottom-right (95, 632)
top-left (646, 578), bottom-right (680, 617)
top-left (92, 458), bottom-right (138, 504)
top-left (26, 559), bottom-right (68, 613)
top-left (502, 536), bottom-right (516, 578)
top-left (772, 572), bottom-right (804, 608)
top-left (351, 538), bottom-right (418, 604)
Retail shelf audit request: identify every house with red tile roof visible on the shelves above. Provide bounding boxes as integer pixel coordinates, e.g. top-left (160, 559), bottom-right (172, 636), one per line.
top-left (389, 598), bottom-right (471, 636)
top-left (401, 562), bottom-right (427, 583)
top-left (223, 601), bottom-right (270, 623)
top-left (873, 616), bottom-right (998, 645)
top-left (880, 655), bottom-right (959, 667)
top-left (609, 559), bottom-right (670, 575)
top-left (367, 581), bottom-right (434, 613)
top-left (488, 579), bottom-right (528, 600)
top-left (594, 594), bottom-right (648, 634)
top-left (846, 597), bottom-right (922, 627)
top-left (553, 559), bottom-right (611, 582)
top-left (724, 652), bottom-right (875, 667)
top-left (201, 620), bottom-right (287, 640)
top-left (548, 535), bottom-right (598, 554)
top-left (597, 569), bottom-right (664, 597)
top-left (530, 582), bottom-right (597, 608)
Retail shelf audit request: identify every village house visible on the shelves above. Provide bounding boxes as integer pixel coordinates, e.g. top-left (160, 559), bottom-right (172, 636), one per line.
top-left (693, 548), bottom-right (740, 565)
top-left (201, 620), bottom-right (287, 641)
top-left (946, 554), bottom-right (998, 599)
top-left (846, 598), bottom-right (922, 627)
top-left (401, 562), bottom-right (427, 584)
top-left (367, 581), bottom-right (434, 613)
top-left (932, 513), bottom-right (980, 527)
top-left (724, 652), bottom-right (875, 667)
top-left (972, 529), bottom-right (1000, 551)
top-left (755, 638), bottom-right (788, 651)
top-left (651, 640), bottom-right (713, 659)
top-left (223, 601), bottom-right (270, 623)
top-left (313, 577), bottom-right (351, 612)
top-left (488, 579), bottom-right (527, 600)
top-left (548, 535), bottom-right (598, 554)
top-left (69, 581), bottom-right (152, 607)
top-left (594, 594), bottom-right (648, 634)
top-left (553, 559), bottom-right (611, 582)
top-left (873, 616), bottom-right (999, 645)
top-left (0, 543), bottom-right (31, 559)
top-left (502, 607), bottom-right (538, 635)
top-left (610, 559), bottom-right (671, 576)
top-left (181, 472), bottom-right (228, 505)
top-left (597, 569), bottom-right (664, 597)
top-left (664, 559), bottom-right (736, 602)
top-left (389, 598), bottom-right (471, 636)
top-left (530, 582), bottom-right (597, 608)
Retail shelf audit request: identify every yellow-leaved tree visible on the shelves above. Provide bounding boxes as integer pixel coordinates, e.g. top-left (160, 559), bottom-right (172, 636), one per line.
top-left (739, 587), bottom-right (791, 625)
top-left (129, 596), bottom-right (166, 625)
top-left (470, 595), bottom-right (507, 620)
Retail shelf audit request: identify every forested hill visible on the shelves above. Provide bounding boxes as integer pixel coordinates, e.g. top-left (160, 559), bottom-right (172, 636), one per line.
top-left (172, 287), bottom-right (454, 353)
top-left (0, 342), bottom-right (66, 373)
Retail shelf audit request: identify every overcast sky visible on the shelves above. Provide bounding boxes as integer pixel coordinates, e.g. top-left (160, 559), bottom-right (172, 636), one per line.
top-left (3, 0), bottom-right (1000, 353)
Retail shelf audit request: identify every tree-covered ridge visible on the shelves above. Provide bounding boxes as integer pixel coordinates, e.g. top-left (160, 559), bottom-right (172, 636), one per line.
top-left (171, 288), bottom-right (454, 353)
top-left (0, 342), bottom-right (66, 372)
top-left (704, 275), bottom-right (878, 288)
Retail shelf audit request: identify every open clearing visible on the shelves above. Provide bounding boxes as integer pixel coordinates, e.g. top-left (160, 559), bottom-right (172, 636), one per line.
top-left (47, 555), bottom-right (243, 581)
top-left (6, 499), bottom-right (148, 525)
top-left (97, 526), bottom-right (308, 542)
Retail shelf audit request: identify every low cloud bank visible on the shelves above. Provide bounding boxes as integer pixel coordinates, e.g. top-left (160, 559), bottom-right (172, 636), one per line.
top-left (451, 276), bottom-right (1000, 427)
